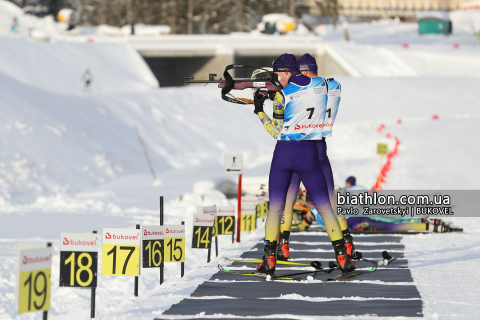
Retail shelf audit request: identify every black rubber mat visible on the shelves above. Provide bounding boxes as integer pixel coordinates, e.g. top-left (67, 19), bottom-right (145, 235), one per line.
top-left (252, 242), bottom-right (405, 251)
top-left (192, 281), bottom-right (420, 299)
top-left (351, 230), bottom-right (429, 235)
top-left (211, 267), bottom-right (413, 282)
top-left (163, 298), bottom-right (423, 317)
top-left (241, 250), bottom-right (405, 260)
top-left (160, 232), bottom-right (421, 318)
top-left (229, 259), bottom-right (408, 269)
top-left (288, 235), bottom-right (402, 243)
top-left (157, 318), bottom-right (304, 320)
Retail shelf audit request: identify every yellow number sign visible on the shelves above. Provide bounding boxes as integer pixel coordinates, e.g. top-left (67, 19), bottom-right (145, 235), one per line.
top-left (241, 214), bottom-right (256, 231)
top-left (217, 206), bottom-right (236, 235)
top-left (102, 229), bottom-right (140, 276)
top-left (164, 225), bottom-right (185, 263)
top-left (17, 246), bottom-right (53, 314)
top-left (377, 143), bottom-right (388, 156)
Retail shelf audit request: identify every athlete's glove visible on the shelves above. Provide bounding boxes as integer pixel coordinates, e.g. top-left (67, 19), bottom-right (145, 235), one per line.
top-left (253, 89), bottom-right (268, 114)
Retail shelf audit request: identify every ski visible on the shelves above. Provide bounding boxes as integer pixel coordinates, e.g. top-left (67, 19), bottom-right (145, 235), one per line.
top-left (222, 256), bottom-right (315, 266)
top-left (217, 265), bottom-right (300, 280)
top-left (327, 268), bottom-right (376, 281)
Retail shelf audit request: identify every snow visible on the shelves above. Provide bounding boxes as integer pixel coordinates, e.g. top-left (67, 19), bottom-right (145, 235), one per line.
top-left (1, 0), bottom-right (480, 318)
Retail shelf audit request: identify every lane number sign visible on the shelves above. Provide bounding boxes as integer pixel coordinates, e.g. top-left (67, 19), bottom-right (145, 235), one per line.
top-left (142, 226), bottom-right (164, 268)
top-left (59, 233), bottom-right (98, 288)
top-left (192, 214), bottom-right (214, 249)
top-left (216, 206), bottom-right (236, 235)
top-left (101, 228), bottom-right (140, 276)
top-left (17, 246), bottom-right (53, 314)
top-left (164, 225), bottom-right (185, 263)
top-left (241, 205), bottom-right (257, 231)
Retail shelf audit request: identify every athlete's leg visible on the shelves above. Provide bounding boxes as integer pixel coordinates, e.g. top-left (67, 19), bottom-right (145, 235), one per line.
top-left (257, 141), bottom-right (296, 273)
top-left (293, 142), bottom-right (343, 241)
top-left (317, 139), bottom-right (354, 256)
top-left (295, 141), bottom-right (354, 272)
top-left (265, 141), bottom-right (296, 242)
top-left (316, 140), bottom-right (349, 237)
top-left (280, 173), bottom-right (301, 233)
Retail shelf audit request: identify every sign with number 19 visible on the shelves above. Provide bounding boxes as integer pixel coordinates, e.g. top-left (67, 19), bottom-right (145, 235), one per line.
top-left (17, 246), bottom-right (53, 314)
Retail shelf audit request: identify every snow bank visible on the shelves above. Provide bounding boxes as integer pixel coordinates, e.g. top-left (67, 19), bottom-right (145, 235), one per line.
top-left (0, 37), bottom-right (158, 94)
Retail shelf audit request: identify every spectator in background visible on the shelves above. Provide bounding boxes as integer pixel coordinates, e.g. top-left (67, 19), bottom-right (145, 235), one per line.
top-left (344, 176), bottom-right (366, 190)
top-left (81, 69), bottom-right (93, 92)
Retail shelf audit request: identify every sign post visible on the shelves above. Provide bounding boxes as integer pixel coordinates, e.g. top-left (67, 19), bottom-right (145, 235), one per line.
top-left (59, 232), bottom-right (98, 316)
top-left (16, 244), bottom-right (53, 316)
top-left (192, 213), bottom-right (214, 263)
top-left (224, 154), bottom-right (243, 242)
top-left (197, 206), bottom-right (218, 256)
top-left (141, 225), bottom-right (164, 285)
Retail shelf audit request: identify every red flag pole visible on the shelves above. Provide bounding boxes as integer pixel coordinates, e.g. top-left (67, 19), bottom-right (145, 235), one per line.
top-left (237, 174), bottom-right (242, 242)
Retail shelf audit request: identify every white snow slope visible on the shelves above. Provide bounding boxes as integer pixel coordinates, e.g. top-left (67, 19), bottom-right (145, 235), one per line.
top-left (1, 3), bottom-right (480, 319)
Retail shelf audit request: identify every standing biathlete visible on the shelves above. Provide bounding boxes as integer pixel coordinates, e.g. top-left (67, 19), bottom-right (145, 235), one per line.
top-left (276, 54), bottom-right (358, 263)
top-left (253, 53), bottom-right (355, 274)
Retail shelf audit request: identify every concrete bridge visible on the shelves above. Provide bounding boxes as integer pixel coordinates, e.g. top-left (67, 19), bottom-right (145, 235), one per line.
top-left (127, 34), bottom-right (355, 87)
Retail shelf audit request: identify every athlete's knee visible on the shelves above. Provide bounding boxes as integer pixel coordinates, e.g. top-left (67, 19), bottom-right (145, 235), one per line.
top-left (269, 203), bottom-right (286, 217)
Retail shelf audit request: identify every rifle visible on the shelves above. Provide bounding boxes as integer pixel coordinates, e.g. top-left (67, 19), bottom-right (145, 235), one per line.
top-left (184, 64), bottom-right (282, 105)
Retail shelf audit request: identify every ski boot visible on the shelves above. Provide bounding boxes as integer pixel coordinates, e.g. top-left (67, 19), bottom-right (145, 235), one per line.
top-left (335, 245), bottom-right (356, 274)
top-left (277, 231), bottom-right (290, 260)
top-left (345, 235), bottom-right (360, 261)
top-left (256, 241), bottom-right (277, 274)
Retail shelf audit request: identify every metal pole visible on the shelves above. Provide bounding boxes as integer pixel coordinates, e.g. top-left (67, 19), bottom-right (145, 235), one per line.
top-left (160, 196), bottom-right (164, 285)
top-left (43, 242), bottom-right (52, 320)
top-left (91, 231), bottom-right (97, 318)
top-left (207, 231), bottom-right (211, 264)
top-left (134, 224), bottom-right (140, 297)
top-left (134, 125), bottom-right (158, 183)
top-left (215, 235), bottom-right (218, 257)
top-left (237, 174), bottom-right (242, 242)
top-left (181, 221), bottom-right (185, 277)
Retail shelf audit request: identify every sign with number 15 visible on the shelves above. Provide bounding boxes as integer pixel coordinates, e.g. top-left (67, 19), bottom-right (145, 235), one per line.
top-left (164, 225), bottom-right (185, 263)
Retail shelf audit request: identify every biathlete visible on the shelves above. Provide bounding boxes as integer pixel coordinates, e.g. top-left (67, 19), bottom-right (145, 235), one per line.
top-left (276, 54), bottom-right (358, 264)
top-left (252, 53), bottom-right (355, 274)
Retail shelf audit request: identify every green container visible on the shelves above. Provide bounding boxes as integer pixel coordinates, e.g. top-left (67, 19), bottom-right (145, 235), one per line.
top-left (418, 20), bottom-right (452, 34)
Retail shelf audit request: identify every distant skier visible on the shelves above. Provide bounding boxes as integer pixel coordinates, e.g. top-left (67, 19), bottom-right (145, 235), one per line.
top-left (10, 17), bottom-right (18, 34)
top-left (81, 69), bottom-right (93, 92)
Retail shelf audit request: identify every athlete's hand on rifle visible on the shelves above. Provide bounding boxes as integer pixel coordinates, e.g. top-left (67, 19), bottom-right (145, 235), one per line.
top-left (253, 89), bottom-right (268, 114)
